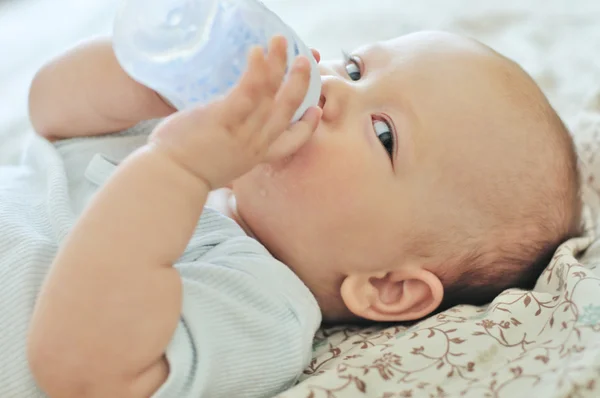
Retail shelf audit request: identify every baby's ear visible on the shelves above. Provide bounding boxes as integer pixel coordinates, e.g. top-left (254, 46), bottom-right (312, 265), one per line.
top-left (340, 267), bottom-right (444, 322)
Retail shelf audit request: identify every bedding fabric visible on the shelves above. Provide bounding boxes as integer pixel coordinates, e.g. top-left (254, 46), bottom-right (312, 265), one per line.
top-left (2, 1), bottom-right (600, 397)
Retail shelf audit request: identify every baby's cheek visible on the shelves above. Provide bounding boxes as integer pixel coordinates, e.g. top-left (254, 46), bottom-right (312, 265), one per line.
top-left (274, 134), bottom-right (371, 200)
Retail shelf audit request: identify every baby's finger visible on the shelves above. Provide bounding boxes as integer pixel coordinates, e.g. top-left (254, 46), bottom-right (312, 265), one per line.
top-left (239, 38), bottom-right (288, 134)
top-left (224, 46), bottom-right (269, 127)
top-left (263, 56), bottom-right (311, 142)
top-left (265, 107), bottom-right (321, 162)
top-left (266, 36), bottom-right (288, 93)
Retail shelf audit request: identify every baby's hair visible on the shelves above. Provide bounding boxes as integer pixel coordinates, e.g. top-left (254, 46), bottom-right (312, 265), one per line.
top-left (436, 222), bottom-right (581, 314)
top-left (435, 99), bottom-right (582, 314)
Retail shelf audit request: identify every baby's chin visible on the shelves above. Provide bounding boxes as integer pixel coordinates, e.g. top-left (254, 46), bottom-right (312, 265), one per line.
top-left (232, 164), bottom-right (276, 205)
top-left (234, 152), bottom-right (297, 191)
top-left (233, 163), bottom-right (294, 216)
top-left (232, 136), bottom-right (317, 219)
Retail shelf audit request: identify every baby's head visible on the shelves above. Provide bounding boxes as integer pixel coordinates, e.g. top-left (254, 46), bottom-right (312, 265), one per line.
top-left (232, 31), bottom-right (582, 323)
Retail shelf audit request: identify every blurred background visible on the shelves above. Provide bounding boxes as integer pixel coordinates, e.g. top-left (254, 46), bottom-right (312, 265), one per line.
top-left (1, 0), bottom-right (600, 152)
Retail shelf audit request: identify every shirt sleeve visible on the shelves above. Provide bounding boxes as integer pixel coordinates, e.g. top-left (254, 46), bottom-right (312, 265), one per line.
top-left (152, 243), bottom-right (321, 398)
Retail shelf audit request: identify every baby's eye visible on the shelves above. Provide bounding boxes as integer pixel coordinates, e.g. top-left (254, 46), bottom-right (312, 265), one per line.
top-left (342, 51), bottom-right (361, 81)
top-left (373, 117), bottom-right (395, 161)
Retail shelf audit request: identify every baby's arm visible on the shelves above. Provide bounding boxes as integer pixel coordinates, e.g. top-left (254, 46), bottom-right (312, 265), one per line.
top-left (27, 37), bottom-right (320, 398)
top-left (28, 37), bottom-right (175, 140)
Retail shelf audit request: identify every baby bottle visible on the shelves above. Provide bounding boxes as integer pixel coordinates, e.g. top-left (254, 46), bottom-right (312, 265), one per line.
top-left (112, 0), bottom-right (321, 122)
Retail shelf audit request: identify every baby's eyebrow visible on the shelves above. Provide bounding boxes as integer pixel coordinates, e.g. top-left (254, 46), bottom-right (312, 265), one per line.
top-left (361, 43), bottom-right (387, 60)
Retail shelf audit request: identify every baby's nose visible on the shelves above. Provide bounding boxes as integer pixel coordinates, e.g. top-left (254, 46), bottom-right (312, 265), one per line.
top-left (319, 75), bottom-right (350, 123)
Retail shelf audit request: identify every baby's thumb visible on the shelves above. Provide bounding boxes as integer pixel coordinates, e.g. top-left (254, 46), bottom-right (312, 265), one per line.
top-left (265, 107), bottom-right (321, 162)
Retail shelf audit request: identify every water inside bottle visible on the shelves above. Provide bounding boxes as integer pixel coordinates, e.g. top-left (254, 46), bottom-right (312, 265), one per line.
top-left (114, 0), bottom-right (320, 118)
top-left (132, 0), bottom-right (225, 64)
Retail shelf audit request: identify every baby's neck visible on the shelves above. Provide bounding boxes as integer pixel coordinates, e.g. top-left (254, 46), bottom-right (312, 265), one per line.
top-left (206, 188), bottom-right (255, 237)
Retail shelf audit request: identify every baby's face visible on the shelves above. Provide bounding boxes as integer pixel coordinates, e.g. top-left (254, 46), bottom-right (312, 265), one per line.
top-left (233, 31), bottom-right (518, 304)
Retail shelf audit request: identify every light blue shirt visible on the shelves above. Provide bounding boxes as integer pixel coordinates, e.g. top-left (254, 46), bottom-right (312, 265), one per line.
top-left (0, 121), bottom-right (322, 397)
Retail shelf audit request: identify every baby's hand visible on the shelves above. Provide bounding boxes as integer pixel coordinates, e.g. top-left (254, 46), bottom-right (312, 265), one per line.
top-left (148, 36), bottom-right (322, 189)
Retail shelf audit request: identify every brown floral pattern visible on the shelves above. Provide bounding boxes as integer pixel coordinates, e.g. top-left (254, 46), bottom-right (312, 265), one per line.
top-left (278, 99), bottom-right (600, 398)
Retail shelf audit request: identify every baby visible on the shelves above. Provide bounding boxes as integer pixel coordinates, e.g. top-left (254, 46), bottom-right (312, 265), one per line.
top-left (0, 31), bottom-right (581, 397)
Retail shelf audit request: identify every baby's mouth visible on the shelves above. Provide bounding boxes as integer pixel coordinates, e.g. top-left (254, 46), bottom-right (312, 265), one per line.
top-left (318, 94), bottom-right (326, 110)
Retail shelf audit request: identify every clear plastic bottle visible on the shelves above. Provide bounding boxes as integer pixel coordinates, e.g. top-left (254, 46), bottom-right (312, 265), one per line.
top-left (112, 0), bottom-right (321, 122)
